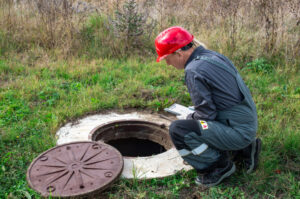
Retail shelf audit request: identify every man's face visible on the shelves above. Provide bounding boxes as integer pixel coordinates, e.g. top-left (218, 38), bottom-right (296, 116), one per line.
top-left (165, 52), bottom-right (185, 70)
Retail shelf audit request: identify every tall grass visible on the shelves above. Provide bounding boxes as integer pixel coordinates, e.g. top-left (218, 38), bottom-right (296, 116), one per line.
top-left (0, 0), bottom-right (156, 59)
top-left (0, 0), bottom-right (299, 64)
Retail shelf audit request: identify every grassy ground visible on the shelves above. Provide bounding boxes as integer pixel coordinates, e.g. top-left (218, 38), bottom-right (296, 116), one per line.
top-left (0, 53), bottom-right (299, 198)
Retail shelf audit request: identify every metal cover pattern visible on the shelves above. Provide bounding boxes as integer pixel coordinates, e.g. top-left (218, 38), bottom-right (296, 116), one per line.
top-left (27, 141), bottom-right (123, 198)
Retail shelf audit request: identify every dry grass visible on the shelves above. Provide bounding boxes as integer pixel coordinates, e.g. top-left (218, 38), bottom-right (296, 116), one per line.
top-left (152, 0), bottom-right (299, 60)
top-left (0, 0), bottom-right (87, 58)
top-left (1, 0), bottom-right (299, 62)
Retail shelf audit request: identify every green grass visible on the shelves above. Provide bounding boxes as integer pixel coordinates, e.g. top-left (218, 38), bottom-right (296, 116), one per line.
top-left (0, 54), bottom-right (299, 198)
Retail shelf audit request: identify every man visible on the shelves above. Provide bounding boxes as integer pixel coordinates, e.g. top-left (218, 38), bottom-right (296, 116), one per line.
top-left (155, 26), bottom-right (262, 187)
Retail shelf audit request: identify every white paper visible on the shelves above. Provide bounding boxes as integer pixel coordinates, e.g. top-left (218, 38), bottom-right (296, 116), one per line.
top-left (164, 103), bottom-right (194, 116)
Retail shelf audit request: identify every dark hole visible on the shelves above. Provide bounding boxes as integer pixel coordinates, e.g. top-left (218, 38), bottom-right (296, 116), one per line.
top-left (107, 138), bottom-right (166, 157)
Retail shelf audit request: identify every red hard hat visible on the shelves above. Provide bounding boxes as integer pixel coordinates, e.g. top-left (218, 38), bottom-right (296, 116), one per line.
top-left (155, 26), bottom-right (194, 62)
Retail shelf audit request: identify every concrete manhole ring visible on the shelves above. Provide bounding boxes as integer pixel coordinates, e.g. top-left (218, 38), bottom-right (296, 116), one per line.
top-left (56, 112), bottom-right (193, 179)
top-left (88, 120), bottom-right (173, 157)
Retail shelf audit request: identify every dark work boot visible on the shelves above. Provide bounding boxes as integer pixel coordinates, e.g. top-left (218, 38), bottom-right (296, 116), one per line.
top-left (195, 156), bottom-right (236, 187)
top-left (243, 138), bottom-right (262, 174)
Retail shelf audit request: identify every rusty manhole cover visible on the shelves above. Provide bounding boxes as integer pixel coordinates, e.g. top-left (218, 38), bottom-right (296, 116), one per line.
top-left (27, 141), bottom-right (123, 198)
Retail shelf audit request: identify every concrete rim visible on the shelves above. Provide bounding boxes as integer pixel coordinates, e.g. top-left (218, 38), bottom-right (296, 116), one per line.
top-left (55, 112), bottom-right (193, 179)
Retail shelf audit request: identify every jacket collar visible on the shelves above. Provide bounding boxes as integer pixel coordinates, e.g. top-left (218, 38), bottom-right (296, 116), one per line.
top-left (185, 46), bottom-right (206, 68)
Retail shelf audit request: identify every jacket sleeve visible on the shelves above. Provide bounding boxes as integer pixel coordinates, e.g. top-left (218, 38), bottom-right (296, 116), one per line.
top-left (185, 69), bottom-right (217, 120)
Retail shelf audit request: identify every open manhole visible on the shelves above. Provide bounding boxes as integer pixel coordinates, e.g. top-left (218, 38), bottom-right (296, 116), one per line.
top-left (28, 112), bottom-right (194, 198)
top-left (56, 112), bottom-right (193, 179)
top-left (89, 120), bottom-right (173, 157)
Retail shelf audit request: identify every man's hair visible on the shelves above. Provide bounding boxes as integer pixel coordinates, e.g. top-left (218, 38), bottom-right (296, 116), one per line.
top-left (181, 42), bottom-right (194, 51)
top-left (180, 39), bottom-right (207, 51)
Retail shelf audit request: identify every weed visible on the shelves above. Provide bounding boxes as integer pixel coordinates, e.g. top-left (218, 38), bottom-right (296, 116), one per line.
top-left (243, 58), bottom-right (274, 74)
top-left (0, 91), bottom-right (31, 127)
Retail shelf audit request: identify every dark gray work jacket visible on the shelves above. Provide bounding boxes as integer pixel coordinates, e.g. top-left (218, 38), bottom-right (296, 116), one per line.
top-left (185, 46), bottom-right (244, 121)
top-left (185, 47), bottom-right (258, 144)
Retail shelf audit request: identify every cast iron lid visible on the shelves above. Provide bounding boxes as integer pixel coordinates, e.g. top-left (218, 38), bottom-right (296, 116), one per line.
top-left (27, 141), bottom-right (123, 198)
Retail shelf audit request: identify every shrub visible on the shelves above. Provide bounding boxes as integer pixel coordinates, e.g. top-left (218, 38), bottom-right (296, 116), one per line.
top-left (243, 58), bottom-right (274, 74)
top-left (108, 0), bottom-right (156, 55)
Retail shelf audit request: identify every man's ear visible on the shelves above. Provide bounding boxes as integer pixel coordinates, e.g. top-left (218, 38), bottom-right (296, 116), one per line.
top-left (177, 51), bottom-right (184, 58)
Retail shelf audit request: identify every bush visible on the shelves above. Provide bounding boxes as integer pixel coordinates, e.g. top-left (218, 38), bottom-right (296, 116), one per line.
top-left (243, 58), bottom-right (274, 74)
top-left (108, 0), bottom-right (156, 56)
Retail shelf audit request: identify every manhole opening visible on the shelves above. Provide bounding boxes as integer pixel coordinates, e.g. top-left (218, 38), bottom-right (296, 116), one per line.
top-left (107, 138), bottom-right (166, 157)
top-left (89, 120), bottom-right (173, 157)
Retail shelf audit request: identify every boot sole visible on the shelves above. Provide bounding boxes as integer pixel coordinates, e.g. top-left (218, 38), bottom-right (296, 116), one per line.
top-left (195, 163), bottom-right (236, 187)
top-left (246, 138), bottom-right (262, 174)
